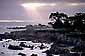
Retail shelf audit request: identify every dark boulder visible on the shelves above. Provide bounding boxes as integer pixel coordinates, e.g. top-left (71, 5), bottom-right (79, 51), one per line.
top-left (81, 52), bottom-right (85, 56)
top-left (39, 44), bottom-right (46, 49)
top-left (71, 46), bottom-right (82, 52)
top-left (0, 38), bottom-right (2, 41)
top-left (60, 53), bottom-right (80, 56)
top-left (19, 42), bottom-right (34, 50)
top-left (0, 52), bottom-right (5, 54)
top-left (18, 53), bottom-right (26, 56)
top-left (8, 44), bottom-right (23, 50)
top-left (31, 54), bottom-right (38, 56)
top-left (19, 42), bottom-right (29, 48)
top-left (46, 54), bottom-right (53, 56)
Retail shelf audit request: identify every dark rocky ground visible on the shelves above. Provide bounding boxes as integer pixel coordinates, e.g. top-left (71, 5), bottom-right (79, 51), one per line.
top-left (0, 28), bottom-right (85, 56)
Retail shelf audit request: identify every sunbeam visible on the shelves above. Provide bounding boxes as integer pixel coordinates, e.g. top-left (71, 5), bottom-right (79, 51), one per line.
top-left (21, 3), bottom-right (56, 24)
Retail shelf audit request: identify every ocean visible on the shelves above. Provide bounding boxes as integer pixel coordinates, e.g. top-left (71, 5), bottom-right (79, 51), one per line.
top-left (0, 22), bottom-right (29, 34)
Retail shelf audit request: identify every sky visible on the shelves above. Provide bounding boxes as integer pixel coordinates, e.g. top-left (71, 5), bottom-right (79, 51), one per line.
top-left (0, 0), bottom-right (85, 25)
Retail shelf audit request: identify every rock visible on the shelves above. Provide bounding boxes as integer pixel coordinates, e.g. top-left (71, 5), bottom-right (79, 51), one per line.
top-left (3, 45), bottom-right (5, 47)
top-left (18, 53), bottom-right (26, 56)
top-left (8, 44), bottom-right (23, 50)
top-left (71, 46), bottom-right (82, 52)
top-left (19, 42), bottom-right (28, 47)
top-left (39, 43), bottom-right (46, 49)
top-left (1, 52), bottom-right (4, 54)
top-left (46, 53), bottom-right (53, 56)
top-left (60, 53), bottom-right (80, 56)
top-left (31, 54), bottom-right (38, 56)
top-left (30, 45), bottom-right (34, 50)
top-left (81, 52), bottom-right (85, 56)
top-left (19, 42), bottom-right (34, 50)
top-left (0, 39), bottom-right (2, 41)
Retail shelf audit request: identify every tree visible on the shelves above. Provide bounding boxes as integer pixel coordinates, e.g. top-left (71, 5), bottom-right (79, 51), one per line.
top-left (49, 12), bottom-right (85, 32)
top-left (49, 12), bottom-right (68, 29)
top-left (68, 13), bottom-right (85, 31)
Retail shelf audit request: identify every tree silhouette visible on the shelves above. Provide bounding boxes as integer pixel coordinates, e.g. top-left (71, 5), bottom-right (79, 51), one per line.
top-left (49, 12), bottom-right (85, 32)
top-left (68, 13), bottom-right (85, 31)
top-left (49, 12), bottom-right (69, 29)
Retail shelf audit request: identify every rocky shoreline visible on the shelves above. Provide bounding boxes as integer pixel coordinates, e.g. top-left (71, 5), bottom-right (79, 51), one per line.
top-left (0, 25), bottom-right (85, 56)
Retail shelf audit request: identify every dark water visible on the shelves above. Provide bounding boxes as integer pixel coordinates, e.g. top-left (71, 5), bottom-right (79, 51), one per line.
top-left (0, 22), bottom-right (28, 34)
top-left (0, 22), bottom-right (32, 26)
top-left (0, 27), bottom-right (26, 34)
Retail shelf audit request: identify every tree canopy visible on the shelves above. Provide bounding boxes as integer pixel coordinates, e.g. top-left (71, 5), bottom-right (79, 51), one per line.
top-left (48, 12), bottom-right (85, 32)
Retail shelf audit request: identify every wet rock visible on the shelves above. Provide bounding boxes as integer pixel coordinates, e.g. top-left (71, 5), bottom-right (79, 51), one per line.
top-left (19, 42), bottom-right (34, 50)
top-left (60, 53), bottom-right (80, 56)
top-left (1, 52), bottom-right (4, 54)
top-left (30, 45), bottom-right (34, 50)
top-left (19, 42), bottom-right (28, 48)
top-left (18, 53), bottom-right (26, 56)
top-left (31, 54), bottom-right (38, 56)
top-left (71, 46), bottom-right (82, 52)
top-left (8, 44), bottom-right (23, 50)
top-left (3, 45), bottom-right (5, 47)
top-left (81, 52), bottom-right (85, 56)
top-left (46, 54), bottom-right (53, 56)
top-left (39, 43), bottom-right (46, 49)
top-left (0, 39), bottom-right (2, 41)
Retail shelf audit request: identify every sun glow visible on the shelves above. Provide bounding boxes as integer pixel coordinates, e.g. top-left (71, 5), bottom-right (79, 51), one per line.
top-left (21, 2), bottom-right (85, 24)
top-left (70, 3), bottom-right (79, 6)
top-left (21, 3), bottom-right (56, 9)
top-left (21, 3), bottom-right (56, 23)
top-left (68, 3), bottom-right (85, 6)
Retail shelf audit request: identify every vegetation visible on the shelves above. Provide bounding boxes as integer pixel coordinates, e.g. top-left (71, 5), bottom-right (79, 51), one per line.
top-left (46, 12), bottom-right (85, 56)
top-left (49, 12), bottom-right (85, 32)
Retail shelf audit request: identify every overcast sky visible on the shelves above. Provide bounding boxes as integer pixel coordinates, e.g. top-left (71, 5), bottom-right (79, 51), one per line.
top-left (0, 0), bottom-right (85, 24)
